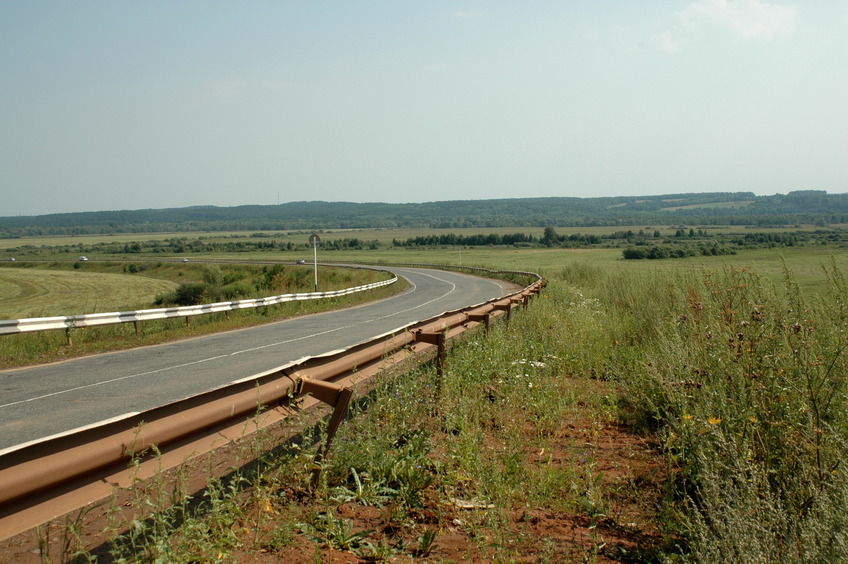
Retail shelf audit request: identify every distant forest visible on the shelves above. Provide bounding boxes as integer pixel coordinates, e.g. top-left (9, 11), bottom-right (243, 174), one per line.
top-left (2, 191), bottom-right (848, 237)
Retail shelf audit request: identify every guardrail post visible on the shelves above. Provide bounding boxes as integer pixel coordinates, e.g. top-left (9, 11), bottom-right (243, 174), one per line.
top-left (297, 379), bottom-right (354, 490)
top-left (467, 312), bottom-right (491, 333)
top-left (416, 330), bottom-right (447, 377)
top-left (493, 302), bottom-right (513, 322)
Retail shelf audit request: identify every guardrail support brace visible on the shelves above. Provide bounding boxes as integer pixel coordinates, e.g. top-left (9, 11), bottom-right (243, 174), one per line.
top-left (298, 378), bottom-right (354, 490)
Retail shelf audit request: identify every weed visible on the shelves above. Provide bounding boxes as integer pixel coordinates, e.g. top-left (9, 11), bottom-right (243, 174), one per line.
top-left (298, 512), bottom-right (374, 552)
top-left (330, 467), bottom-right (397, 507)
top-left (414, 527), bottom-right (439, 557)
top-left (35, 507), bottom-right (98, 564)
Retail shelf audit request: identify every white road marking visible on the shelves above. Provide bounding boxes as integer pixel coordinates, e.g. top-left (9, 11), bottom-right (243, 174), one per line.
top-left (0, 270), bottom-right (459, 409)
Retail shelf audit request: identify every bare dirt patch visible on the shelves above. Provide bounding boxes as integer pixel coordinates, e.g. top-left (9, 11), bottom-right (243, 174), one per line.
top-left (225, 395), bottom-right (667, 562)
top-left (1, 382), bottom-right (667, 563)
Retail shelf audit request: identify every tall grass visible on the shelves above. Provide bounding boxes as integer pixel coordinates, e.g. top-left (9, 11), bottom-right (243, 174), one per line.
top-left (530, 258), bottom-right (848, 560)
top-left (597, 261), bottom-right (848, 561)
top-left (22, 256), bottom-right (848, 561)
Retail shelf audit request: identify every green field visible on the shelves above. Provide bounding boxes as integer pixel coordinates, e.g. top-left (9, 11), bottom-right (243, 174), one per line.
top-left (23, 244), bottom-right (847, 562)
top-left (6, 232), bottom-right (848, 561)
top-left (3, 242), bottom-right (845, 319)
top-left (1, 242), bottom-right (844, 373)
top-left (1, 223), bottom-right (841, 253)
top-left (0, 268), bottom-right (179, 319)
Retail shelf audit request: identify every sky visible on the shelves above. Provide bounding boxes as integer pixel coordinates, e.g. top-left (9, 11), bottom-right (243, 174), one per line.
top-left (1, 1), bottom-right (846, 217)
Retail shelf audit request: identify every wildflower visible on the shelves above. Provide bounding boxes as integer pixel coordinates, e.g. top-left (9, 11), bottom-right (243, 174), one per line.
top-left (683, 414), bottom-right (693, 421)
top-left (708, 416), bottom-right (722, 425)
top-left (748, 416), bottom-right (758, 423)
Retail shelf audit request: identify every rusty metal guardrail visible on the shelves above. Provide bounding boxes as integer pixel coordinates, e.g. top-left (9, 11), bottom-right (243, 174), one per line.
top-left (0, 268), bottom-right (543, 542)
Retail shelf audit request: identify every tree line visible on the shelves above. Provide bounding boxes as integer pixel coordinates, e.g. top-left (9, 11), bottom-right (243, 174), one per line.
top-left (5, 226), bottom-right (845, 262)
top-left (3, 191), bottom-right (848, 238)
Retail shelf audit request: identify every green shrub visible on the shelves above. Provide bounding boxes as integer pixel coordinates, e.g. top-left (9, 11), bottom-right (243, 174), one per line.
top-left (173, 282), bottom-right (208, 306)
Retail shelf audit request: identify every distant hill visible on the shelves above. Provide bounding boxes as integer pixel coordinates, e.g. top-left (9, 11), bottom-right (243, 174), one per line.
top-left (2, 191), bottom-right (847, 237)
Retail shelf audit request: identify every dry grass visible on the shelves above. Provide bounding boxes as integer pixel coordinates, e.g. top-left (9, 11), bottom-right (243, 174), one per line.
top-left (0, 268), bottom-right (178, 319)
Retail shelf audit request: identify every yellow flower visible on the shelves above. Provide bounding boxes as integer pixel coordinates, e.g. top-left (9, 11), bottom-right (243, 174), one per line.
top-left (262, 497), bottom-right (274, 514)
top-left (748, 416), bottom-right (758, 423)
top-left (708, 416), bottom-right (722, 425)
top-left (683, 414), bottom-right (693, 421)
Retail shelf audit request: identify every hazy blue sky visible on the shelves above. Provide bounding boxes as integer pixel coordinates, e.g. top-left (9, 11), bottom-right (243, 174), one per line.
top-left (2, 1), bottom-right (846, 216)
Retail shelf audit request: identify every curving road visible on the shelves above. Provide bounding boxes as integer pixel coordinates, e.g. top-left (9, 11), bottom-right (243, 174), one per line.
top-left (0, 267), bottom-right (515, 451)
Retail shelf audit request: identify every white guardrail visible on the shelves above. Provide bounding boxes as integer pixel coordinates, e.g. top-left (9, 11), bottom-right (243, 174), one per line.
top-left (0, 277), bottom-right (398, 336)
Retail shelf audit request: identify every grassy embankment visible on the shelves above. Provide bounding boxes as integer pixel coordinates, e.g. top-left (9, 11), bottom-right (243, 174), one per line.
top-left (0, 261), bottom-right (402, 369)
top-left (13, 242), bottom-right (848, 562)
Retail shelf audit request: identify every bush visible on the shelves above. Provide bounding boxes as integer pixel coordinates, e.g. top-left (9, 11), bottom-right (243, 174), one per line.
top-left (622, 247), bottom-right (647, 260)
top-left (172, 283), bottom-right (208, 306)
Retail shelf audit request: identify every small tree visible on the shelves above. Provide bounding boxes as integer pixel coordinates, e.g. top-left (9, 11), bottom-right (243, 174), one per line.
top-left (542, 226), bottom-right (558, 247)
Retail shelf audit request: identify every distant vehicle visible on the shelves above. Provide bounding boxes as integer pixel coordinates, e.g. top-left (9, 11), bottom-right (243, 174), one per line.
top-left (79, 256), bottom-right (88, 261)
top-left (182, 258), bottom-right (189, 262)
top-left (8, 257), bottom-right (14, 261)
top-left (296, 259), bottom-right (306, 265)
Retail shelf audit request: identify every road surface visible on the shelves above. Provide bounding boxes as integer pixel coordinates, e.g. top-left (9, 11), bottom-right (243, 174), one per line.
top-left (0, 267), bottom-right (515, 450)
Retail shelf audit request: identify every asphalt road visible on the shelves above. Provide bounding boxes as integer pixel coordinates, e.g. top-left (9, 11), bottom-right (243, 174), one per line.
top-left (0, 267), bottom-right (515, 451)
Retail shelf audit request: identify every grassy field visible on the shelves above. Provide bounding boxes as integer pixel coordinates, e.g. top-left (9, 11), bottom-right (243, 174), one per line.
top-left (310, 244), bottom-right (848, 297)
top-left (23, 248), bottom-right (848, 562)
top-left (4, 241), bottom-right (843, 315)
top-left (2, 242), bottom-right (844, 356)
top-left (5, 236), bottom-right (848, 561)
top-left (0, 267), bottom-right (179, 319)
top-left (1, 223), bottom-right (842, 253)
